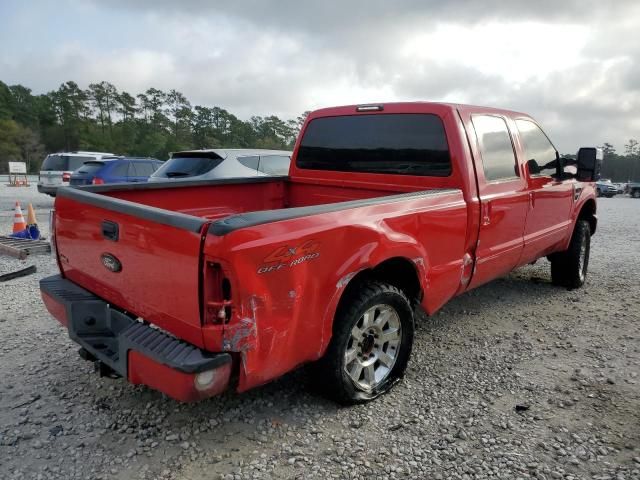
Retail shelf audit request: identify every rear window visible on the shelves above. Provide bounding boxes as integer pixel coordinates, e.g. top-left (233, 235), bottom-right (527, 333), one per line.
top-left (296, 114), bottom-right (451, 176)
top-left (153, 153), bottom-right (224, 178)
top-left (41, 155), bottom-right (95, 171)
top-left (76, 162), bottom-right (105, 174)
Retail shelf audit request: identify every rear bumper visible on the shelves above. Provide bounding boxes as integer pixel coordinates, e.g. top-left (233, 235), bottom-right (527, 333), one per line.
top-left (40, 274), bottom-right (232, 402)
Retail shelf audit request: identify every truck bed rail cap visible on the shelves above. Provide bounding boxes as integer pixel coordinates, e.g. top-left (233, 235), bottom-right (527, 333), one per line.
top-left (209, 188), bottom-right (460, 236)
top-left (57, 186), bottom-right (207, 233)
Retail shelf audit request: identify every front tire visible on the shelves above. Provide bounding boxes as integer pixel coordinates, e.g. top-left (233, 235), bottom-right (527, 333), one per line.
top-left (550, 220), bottom-right (591, 289)
top-left (316, 282), bottom-right (414, 404)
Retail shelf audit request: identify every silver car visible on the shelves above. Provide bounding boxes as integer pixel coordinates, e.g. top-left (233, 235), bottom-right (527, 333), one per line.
top-left (149, 149), bottom-right (292, 182)
top-left (38, 151), bottom-right (114, 196)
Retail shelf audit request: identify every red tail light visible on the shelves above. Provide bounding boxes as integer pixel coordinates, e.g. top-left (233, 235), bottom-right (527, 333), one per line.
top-left (62, 172), bottom-right (71, 182)
top-left (203, 261), bottom-right (232, 325)
top-left (92, 177), bottom-right (105, 185)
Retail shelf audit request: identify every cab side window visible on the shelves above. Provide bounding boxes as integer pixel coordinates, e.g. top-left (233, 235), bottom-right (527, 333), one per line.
top-left (472, 115), bottom-right (519, 181)
top-left (516, 119), bottom-right (557, 176)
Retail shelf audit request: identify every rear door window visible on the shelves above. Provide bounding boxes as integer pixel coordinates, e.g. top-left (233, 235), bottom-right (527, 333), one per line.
top-left (296, 114), bottom-right (451, 176)
top-left (128, 162), bottom-right (155, 177)
top-left (111, 162), bottom-right (129, 177)
top-left (515, 119), bottom-right (558, 176)
top-left (258, 155), bottom-right (290, 175)
top-left (128, 162), bottom-right (139, 177)
top-left (153, 153), bottom-right (224, 178)
top-left (472, 115), bottom-right (519, 182)
top-left (138, 162), bottom-right (156, 176)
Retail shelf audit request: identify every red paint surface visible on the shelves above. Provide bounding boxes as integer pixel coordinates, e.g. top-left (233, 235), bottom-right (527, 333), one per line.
top-left (48, 102), bottom-right (596, 400)
top-left (128, 351), bottom-right (231, 402)
top-left (41, 291), bottom-right (68, 327)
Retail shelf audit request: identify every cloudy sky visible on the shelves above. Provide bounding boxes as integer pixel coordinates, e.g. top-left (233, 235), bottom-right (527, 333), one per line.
top-left (1, 0), bottom-right (638, 152)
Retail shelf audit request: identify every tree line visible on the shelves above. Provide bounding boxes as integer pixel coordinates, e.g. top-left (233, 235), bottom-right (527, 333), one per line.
top-left (0, 80), bottom-right (308, 173)
top-left (598, 141), bottom-right (640, 183)
top-left (0, 79), bottom-right (639, 181)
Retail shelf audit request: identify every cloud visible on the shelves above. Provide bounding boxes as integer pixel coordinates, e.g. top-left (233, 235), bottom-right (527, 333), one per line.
top-left (0, 0), bottom-right (638, 152)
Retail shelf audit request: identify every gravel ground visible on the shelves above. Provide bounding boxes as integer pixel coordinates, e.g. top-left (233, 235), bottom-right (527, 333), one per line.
top-left (1, 184), bottom-right (639, 480)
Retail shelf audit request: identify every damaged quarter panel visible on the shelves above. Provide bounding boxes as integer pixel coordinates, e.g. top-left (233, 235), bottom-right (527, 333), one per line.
top-left (202, 188), bottom-right (467, 392)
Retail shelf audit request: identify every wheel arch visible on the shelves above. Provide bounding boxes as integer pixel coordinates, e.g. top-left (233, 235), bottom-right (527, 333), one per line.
top-left (332, 257), bottom-right (423, 329)
top-left (578, 198), bottom-right (597, 235)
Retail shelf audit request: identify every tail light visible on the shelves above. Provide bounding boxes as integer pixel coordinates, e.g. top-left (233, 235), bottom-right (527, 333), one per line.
top-left (203, 262), bottom-right (232, 324)
top-left (92, 177), bottom-right (105, 185)
top-left (62, 172), bottom-right (71, 182)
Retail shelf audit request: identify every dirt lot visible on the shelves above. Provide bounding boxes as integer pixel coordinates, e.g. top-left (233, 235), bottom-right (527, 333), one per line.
top-left (1, 184), bottom-right (639, 480)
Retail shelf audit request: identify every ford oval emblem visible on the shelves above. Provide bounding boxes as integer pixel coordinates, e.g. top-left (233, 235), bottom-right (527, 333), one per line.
top-left (101, 253), bottom-right (122, 273)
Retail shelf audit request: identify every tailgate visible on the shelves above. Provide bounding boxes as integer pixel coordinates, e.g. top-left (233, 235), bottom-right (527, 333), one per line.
top-left (54, 188), bottom-right (208, 347)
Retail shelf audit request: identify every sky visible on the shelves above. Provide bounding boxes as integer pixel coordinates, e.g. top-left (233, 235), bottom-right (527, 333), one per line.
top-left (0, 0), bottom-right (638, 153)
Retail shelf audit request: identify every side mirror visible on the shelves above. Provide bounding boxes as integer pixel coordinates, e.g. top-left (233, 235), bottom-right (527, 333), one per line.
top-left (576, 147), bottom-right (603, 182)
top-left (526, 159), bottom-right (541, 175)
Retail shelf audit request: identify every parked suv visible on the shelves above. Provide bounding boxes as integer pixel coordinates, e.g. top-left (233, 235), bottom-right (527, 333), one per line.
top-left (38, 151), bottom-right (113, 196)
top-left (149, 149), bottom-right (291, 182)
top-left (595, 180), bottom-right (617, 198)
top-left (70, 157), bottom-right (163, 186)
top-left (627, 182), bottom-right (640, 198)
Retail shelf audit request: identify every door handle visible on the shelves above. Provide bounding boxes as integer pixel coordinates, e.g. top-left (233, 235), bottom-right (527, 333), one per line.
top-left (102, 220), bottom-right (119, 241)
top-left (529, 192), bottom-right (535, 209)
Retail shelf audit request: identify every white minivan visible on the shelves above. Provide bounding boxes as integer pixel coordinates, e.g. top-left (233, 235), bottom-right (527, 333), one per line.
top-left (37, 151), bottom-right (114, 196)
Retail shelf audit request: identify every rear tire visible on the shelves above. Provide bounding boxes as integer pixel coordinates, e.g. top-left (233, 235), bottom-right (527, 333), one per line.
top-left (314, 281), bottom-right (414, 404)
top-left (550, 220), bottom-right (591, 289)
top-left (633, 190), bottom-right (640, 199)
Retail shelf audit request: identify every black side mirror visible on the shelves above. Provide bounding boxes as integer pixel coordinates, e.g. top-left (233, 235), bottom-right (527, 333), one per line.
top-left (576, 147), bottom-right (603, 182)
top-left (526, 159), bottom-right (541, 175)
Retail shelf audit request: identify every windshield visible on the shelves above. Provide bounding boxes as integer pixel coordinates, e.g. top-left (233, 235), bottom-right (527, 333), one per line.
top-left (152, 154), bottom-right (224, 178)
top-left (296, 114), bottom-right (451, 176)
top-left (41, 155), bottom-right (96, 171)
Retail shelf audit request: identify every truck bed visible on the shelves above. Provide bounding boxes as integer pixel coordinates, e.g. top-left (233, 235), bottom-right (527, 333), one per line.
top-left (54, 177), bottom-right (464, 351)
top-left (71, 176), bottom-right (428, 224)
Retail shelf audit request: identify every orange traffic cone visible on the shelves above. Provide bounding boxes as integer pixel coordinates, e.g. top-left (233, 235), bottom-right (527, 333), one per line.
top-left (27, 203), bottom-right (37, 225)
top-left (26, 203), bottom-right (40, 240)
top-left (13, 201), bottom-right (27, 233)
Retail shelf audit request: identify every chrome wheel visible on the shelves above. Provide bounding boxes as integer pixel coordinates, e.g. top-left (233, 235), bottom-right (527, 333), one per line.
top-left (343, 304), bottom-right (401, 391)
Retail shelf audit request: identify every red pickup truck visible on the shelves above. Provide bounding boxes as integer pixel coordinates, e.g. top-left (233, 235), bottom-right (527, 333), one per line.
top-left (41, 102), bottom-right (601, 404)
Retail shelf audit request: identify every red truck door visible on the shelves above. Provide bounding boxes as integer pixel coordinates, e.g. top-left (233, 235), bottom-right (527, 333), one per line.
top-left (459, 111), bottom-right (529, 289)
top-left (513, 119), bottom-right (574, 265)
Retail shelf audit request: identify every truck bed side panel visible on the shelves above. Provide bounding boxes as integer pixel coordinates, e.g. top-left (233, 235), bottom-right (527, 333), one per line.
top-left (203, 190), bottom-right (468, 391)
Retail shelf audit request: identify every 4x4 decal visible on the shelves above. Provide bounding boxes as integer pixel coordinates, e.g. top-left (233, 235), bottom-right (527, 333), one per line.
top-left (258, 240), bottom-right (320, 274)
